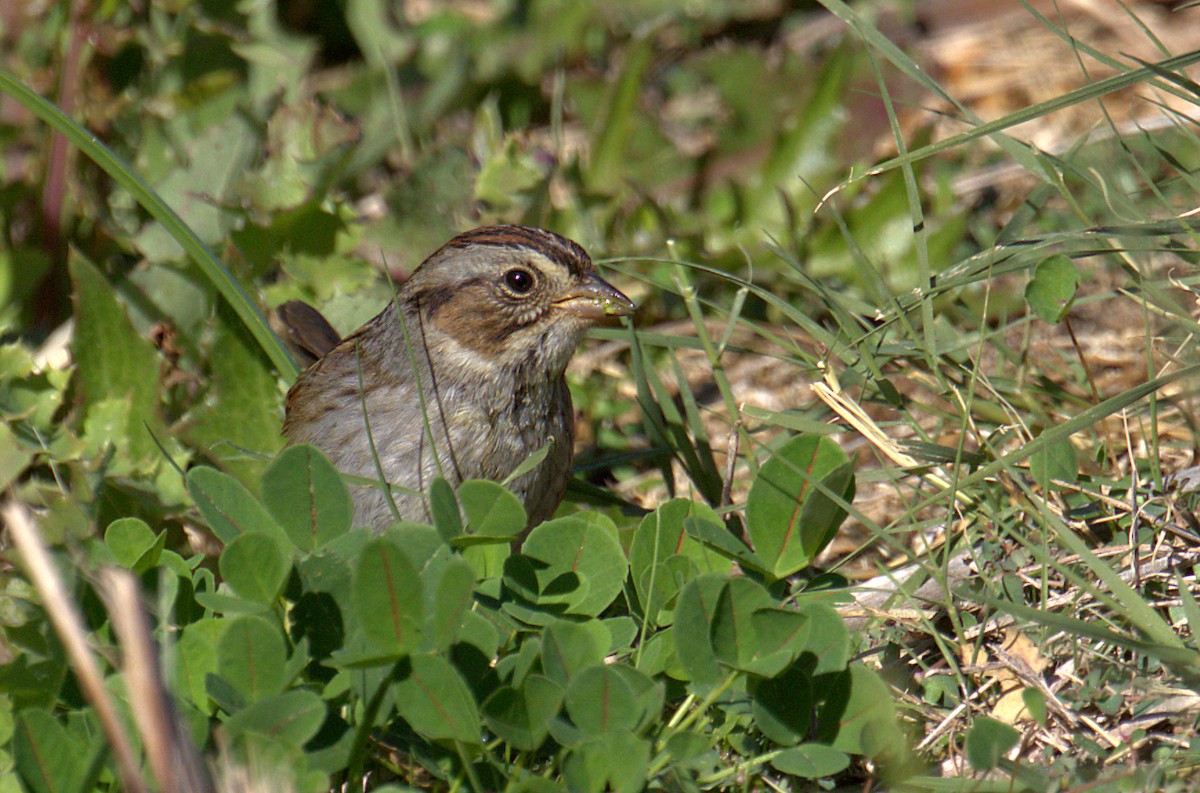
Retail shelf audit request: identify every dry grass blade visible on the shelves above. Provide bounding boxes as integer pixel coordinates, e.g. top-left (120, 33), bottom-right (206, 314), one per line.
top-left (103, 569), bottom-right (215, 793)
top-left (1, 501), bottom-right (148, 793)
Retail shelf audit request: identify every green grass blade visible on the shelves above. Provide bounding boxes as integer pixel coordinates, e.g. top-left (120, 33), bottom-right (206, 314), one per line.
top-left (0, 67), bottom-right (298, 382)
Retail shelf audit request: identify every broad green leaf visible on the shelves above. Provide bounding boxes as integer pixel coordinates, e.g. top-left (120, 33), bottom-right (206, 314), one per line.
top-left (673, 575), bottom-right (727, 684)
top-left (542, 620), bottom-right (607, 687)
top-left (221, 690), bottom-right (326, 745)
top-left (608, 665), bottom-right (662, 734)
top-left (184, 302), bottom-right (284, 486)
top-left (965, 716), bottom-right (1020, 771)
top-left (13, 709), bottom-right (85, 793)
top-left (104, 517), bottom-right (164, 573)
top-left (1022, 688), bottom-right (1047, 727)
top-left (630, 499), bottom-right (733, 626)
top-left (771, 744), bottom-right (851, 778)
top-left (1031, 436), bottom-right (1077, 490)
top-left (521, 516), bottom-right (627, 617)
top-left (394, 654), bottom-right (481, 744)
top-left (563, 730), bottom-right (650, 793)
top-left (460, 479), bottom-right (526, 537)
top-left (482, 675), bottom-right (563, 751)
top-left (1025, 254), bottom-right (1079, 323)
top-left (429, 477), bottom-right (462, 543)
top-left (352, 538), bottom-right (423, 656)
top-left (262, 444), bottom-right (353, 550)
top-left (0, 423), bottom-right (32, 491)
top-left (69, 250), bottom-right (163, 464)
top-left (794, 601), bottom-right (851, 675)
top-left (752, 663), bottom-right (813, 745)
top-left (423, 554), bottom-right (475, 653)
top-left (710, 577), bottom-right (774, 672)
top-left (187, 466), bottom-right (288, 546)
top-left (219, 533), bottom-right (289, 605)
top-left (216, 615), bottom-right (287, 703)
top-left (683, 516), bottom-right (767, 573)
top-left (564, 665), bottom-right (638, 736)
top-left (745, 434), bottom-right (854, 578)
top-left (177, 619), bottom-right (222, 712)
top-left (820, 664), bottom-right (907, 761)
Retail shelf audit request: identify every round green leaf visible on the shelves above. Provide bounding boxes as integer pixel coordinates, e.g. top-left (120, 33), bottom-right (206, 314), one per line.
top-left (187, 465), bottom-right (287, 546)
top-left (673, 575), bottom-right (728, 684)
top-left (219, 532), bottom-right (289, 605)
top-left (564, 665), bottom-right (638, 736)
top-left (752, 664), bottom-right (814, 745)
top-left (542, 619), bottom-right (607, 686)
top-left (1025, 254), bottom-right (1079, 323)
top-left (482, 674), bottom-right (564, 751)
top-left (395, 654), bottom-right (481, 744)
top-left (104, 517), bottom-right (163, 572)
top-left (630, 499), bottom-right (733, 625)
top-left (771, 744), bottom-right (851, 778)
top-left (460, 479), bottom-right (526, 537)
top-left (353, 538), bottom-right (423, 656)
top-left (710, 577), bottom-right (774, 671)
top-left (262, 443), bottom-right (353, 550)
top-left (746, 434), bottom-right (854, 579)
top-left (820, 663), bottom-right (907, 761)
top-left (216, 615), bottom-right (287, 703)
top-left (522, 516), bottom-right (627, 617)
top-left (222, 690), bottom-right (326, 745)
top-left (424, 555), bottom-right (476, 652)
top-left (965, 715), bottom-right (1020, 771)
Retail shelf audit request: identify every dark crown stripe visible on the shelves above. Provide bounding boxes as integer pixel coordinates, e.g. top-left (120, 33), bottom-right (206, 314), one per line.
top-left (443, 226), bottom-right (591, 276)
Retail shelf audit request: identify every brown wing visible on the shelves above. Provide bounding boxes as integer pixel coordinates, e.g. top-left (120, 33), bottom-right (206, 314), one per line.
top-left (271, 300), bottom-right (343, 369)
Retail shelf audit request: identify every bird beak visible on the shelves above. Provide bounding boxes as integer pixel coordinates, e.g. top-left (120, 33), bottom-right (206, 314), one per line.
top-left (554, 272), bottom-right (636, 320)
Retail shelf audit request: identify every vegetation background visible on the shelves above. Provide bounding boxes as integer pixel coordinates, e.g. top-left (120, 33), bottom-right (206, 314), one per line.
top-left (3, 0), bottom-right (1200, 790)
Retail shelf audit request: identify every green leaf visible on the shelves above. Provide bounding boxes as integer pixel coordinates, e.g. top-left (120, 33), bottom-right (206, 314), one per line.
top-left (630, 499), bottom-right (733, 626)
top-left (459, 479), bottom-right (526, 537)
top-left (563, 731), bottom-right (650, 793)
top-left (710, 577), bottom-right (774, 672)
top-left (753, 665), bottom-right (813, 744)
top-left (104, 517), bottom-right (164, 573)
top-left (542, 620), bottom-right (607, 687)
top-left (672, 575), bottom-right (728, 685)
top-left (745, 434), bottom-right (854, 579)
top-left (13, 709), bottom-right (85, 793)
top-left (429, 477), bottom-right (462, 542)
top-left (216, 615), bottom-right (287, 704)
top-left (1022, 688), bottom-right (1047, 727)
top-left (794, 601), bottom-right (851, 676)
top-left (184, 302), bottom-right (285, 485)
top-left (423, 555), bottom-right (475, 653)
top-left (352, 538), bottom-right (423, 656)
top-left (262, 443), bottom-right (353, 550)
top-left (1025, 254), bottom-right (1079, 323)
top-left (965, 715), bottom-right (1020, 771)
top-left (0, 423), bottom-right (32, 492)
top-left (820, 664), bottom-right (907, 761)
top-left (770, 744), bottom-right (851, 778)
top-left (565, 665), bottom-right (638, 736)
top-left (219, 533), bottom-right (289, 605)
top-left (521, 516), bottom-right (627, 617)
top-left (1031, 435), bottom-right (1077, 490)
top-left (186, 465), bottom-right (288, 546)
top-left (683, 516), bottom-right (767, 573)
top-left (221, 690), bottom-right (326, 745)
top-left (394, 654), bottom-right (481, 744)
top-left (482, 675), bottom-right (563, 751)
top-left (68, 250), bottom-right (163, 464)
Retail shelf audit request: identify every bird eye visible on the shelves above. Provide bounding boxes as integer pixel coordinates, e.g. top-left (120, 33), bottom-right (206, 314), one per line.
top-left (504, 268), bottom-right (535, 295)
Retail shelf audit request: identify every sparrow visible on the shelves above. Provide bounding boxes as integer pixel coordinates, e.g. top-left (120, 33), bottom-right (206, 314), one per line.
top-left (280, 225), bottom-right (635, 532)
